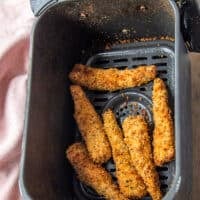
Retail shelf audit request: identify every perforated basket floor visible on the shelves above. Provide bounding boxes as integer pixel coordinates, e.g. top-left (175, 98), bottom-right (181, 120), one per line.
top-left (73, 41), bottom-right (175, 200)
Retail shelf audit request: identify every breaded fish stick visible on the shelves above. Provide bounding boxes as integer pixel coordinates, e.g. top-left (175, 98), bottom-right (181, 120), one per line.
top-left (69, 64), bottom-right (157, 91)
top-left (70, 85), bottom-right (111, 164)
top-left (152, 78), bottom-right (175, 166)
top-left (102, 110), bottom-right (146, 198)
top-left (122, 115), bottom-right (162, 200)
top-left (66, 143), bottom-right (128, 200)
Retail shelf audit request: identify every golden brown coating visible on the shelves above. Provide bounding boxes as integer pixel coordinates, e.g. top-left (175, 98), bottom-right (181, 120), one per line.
top-left (69, 64), bottom-right (157, 91)
top-left (102, 110), bottom-right (147, 198)
top-left (122, 115), bottom-right (162, 200)
top-left (152, 78), bottom-right (175, 166)
top-left (70, 85), bottom-right (111, 164)
top-left (66, 143), bottom-right (128, 200)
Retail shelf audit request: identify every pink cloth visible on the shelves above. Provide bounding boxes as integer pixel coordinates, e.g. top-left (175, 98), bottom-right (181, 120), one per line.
top-left (0, 0), bottom-right (34, 199)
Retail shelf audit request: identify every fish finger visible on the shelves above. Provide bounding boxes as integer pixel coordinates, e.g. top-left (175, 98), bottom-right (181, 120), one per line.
top-left (66, 143), bottom-right (128, 200)
top-left (69, 64), bottom-right (156, 91)
top-left (70, 85), bottom-right (111, 164)
top-left (122, 115), bottom-right (162, 200)
top-left (102, 110), bottom-right (146, 198)
top-left (152, 78), bottom-right (175, 166)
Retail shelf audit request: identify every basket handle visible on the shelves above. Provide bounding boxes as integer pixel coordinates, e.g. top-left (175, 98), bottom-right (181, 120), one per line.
top-left (180, 0), bottom-right (200, 52)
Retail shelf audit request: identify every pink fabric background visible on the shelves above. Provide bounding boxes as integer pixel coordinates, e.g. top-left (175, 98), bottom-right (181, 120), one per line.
top-left (0, 0), bottom-right (34, 199)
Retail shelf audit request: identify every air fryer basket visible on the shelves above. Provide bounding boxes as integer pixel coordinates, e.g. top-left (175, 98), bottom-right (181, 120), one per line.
top-left (73, 41), bottom-right (175, 200)
top-left (19, 0), bottom-right (192, 199)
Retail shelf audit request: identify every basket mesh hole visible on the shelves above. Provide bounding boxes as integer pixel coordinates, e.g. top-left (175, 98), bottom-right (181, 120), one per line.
top-left (140, 87), bottom-right (146, 91)
top-left (161, 184), bottom-right (168, 189)
top-left (117, 66), bottom-right (128, 70)
top-left (163, 78), bottom-right (168, 82)
top-left (158, 70), bottom-right (168, 74)
top-left (157, 166), bottom-right (168, 172)
top-left (113, 58), bottom-right (128, 63)
top-left (152, 55), bottom-right (167, 59)
top-left (154, 62), bottom-right (167, 67)
top-left (95, 105), bottom-right (102, 110)
top-left (94, 59), bottom-right (110, 65)
top-left (112, 176), bottom-right (118, 182)
top-left (132, 57), bottom-right (147, 61)
top-left (159, 175), bottom-right (168, 180)
top-left (93, 97), bottom-right (108, 102)
top-left (109, 168), bottom-right (115, 173)
top-left (132, 64), bottom-right (147, 68)
top-left (92, 91), bottom-right (109, 95)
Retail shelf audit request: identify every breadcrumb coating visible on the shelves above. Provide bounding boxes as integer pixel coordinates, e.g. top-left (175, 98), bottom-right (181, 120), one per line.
top-left (102, 110), bottom-right (147, 198)
top-left (152, 78), bottom-right (175, 166)
top-left (70, 85), bottom-right (111, 164)
top-left (66, 143), bottom-right (128, 200)
top-left (122, 115), bottom-right (162, 200)
top-left (69, 64), bottom-right (157, 91)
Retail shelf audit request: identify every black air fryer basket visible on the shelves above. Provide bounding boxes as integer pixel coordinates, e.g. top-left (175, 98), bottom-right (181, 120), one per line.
top-left (19, 0), bottom-right (197, 199)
